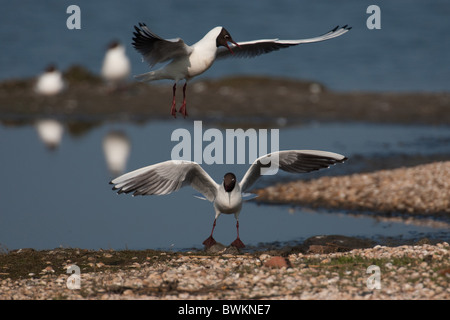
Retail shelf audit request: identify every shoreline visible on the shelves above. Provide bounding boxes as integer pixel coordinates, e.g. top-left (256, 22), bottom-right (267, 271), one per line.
top-left (1, 66), bottom-right (449, 126)
top-left (255, 161), bottom-right (450, 220)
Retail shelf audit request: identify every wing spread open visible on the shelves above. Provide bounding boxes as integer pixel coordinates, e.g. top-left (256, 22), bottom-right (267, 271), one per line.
top-left (110, 160), bottom-right (218, 202)
top-left (132, 23), bottom-right (192, 67)
top-left (216, 25), bottom-right (351, 59)
top-left (240, 150), bottom-right (347, 193)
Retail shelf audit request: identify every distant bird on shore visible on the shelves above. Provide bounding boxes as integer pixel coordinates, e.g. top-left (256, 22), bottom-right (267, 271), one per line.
top-left (110, 150), bottom-right (347, 248)
top-left (34, 64), bottom-right (65, 96)
top-left (132, 23), bottom-right (351, 118)
top-left (101, 41), bottom-right (131, 88)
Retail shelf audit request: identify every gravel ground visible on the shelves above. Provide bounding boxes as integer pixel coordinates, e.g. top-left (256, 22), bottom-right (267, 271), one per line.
top-left (256, 161), bottom-right (450, 218)
top-left (0, 242), bottom-right (448, 300)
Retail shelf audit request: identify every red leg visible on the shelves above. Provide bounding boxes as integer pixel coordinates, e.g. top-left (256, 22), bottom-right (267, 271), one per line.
top-left (170, 83), bottom-right (177, 118)
top-left (231, 220), bottom-right (245, 248)
top-left (178, 82), bottom-right (188, 118)
top-left (203, 219), bottom-right (217, 248)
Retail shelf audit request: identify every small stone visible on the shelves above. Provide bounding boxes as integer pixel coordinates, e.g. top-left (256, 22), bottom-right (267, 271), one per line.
top-left (259, 254), bottom-right (271, 262)
top-left (42, 266), bottom-right (54, 273)
top-left (205, 242), bottom-right (226, 254)
top-left (122, 289), bottom-right (134, 296)
top-left (178, 292), bottom-right (189, 299)
top-left (264, 256), bottom-right (290, 268)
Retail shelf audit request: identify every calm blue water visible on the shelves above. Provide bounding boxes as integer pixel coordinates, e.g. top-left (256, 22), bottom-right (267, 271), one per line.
top-left (1, 0), bottom-right (449, 92)
top-left (0, 120), bottom-right (449, 251)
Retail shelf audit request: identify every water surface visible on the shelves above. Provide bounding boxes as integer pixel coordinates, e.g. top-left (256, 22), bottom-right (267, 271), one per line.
top-left (1, 120), bottom-right (448, 251)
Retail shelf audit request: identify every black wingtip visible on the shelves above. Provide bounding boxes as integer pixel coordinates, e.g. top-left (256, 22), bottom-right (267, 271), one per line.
top-left (133, 23), bottom-right (146, 33)
top-left (110, 181), bottom-right (121, 192)
top-left (332, 25), bottom-right (352, 32)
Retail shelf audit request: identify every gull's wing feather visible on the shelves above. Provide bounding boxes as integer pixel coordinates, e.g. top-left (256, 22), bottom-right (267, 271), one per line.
top-left (240, 150), bottom-right (347, 193)
top-left (216, 25), bottom-right (351, 59)
top-left (110, 160), bottom-right (218, 202)
top-left (132, 23), bottom-right (192, 67)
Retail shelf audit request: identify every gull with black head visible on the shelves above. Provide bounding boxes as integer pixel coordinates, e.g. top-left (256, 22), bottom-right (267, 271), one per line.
top-left (132, 23), bottom-right (351, 118)
top-left (110, 150), bottom-right (347, 248)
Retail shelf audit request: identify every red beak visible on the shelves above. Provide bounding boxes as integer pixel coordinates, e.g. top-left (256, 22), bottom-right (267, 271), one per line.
top-left (226, 41), bottom-right (240, 55)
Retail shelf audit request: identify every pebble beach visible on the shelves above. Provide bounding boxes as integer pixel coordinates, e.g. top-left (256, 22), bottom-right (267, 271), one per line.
top-left (256, 161), bottom-right (450, 217)
top-left (1, 242), bottom-right (449, 300)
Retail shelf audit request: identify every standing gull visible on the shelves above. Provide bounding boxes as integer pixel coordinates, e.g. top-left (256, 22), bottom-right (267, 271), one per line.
top-left (110, 150), bottom-right (347, 248)
top-left (132, 23), bottom-right (351, 118)
top-left (34, 64), bottom-right (65, 96)
top-left (101, 41), bottom-right (131, 89)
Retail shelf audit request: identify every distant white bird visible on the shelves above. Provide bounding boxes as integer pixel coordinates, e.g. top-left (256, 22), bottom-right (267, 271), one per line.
top-left (110, 150), bottom-right (347, 248)
top-left (132, 23), bottom-right (351, 118)
top-left (34, 64), bottom-right (65, 96)
top-left (101, 41), bottom-right (131, 87)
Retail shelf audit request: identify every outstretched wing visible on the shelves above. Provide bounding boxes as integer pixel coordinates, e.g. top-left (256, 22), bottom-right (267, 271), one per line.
top-left (110, 160), bottom-right (218, 202)
top-left (132, 23), bottom-right (193, 67)
top-left (216, 25), bottom-right (351, 59)
top-left (239, 150), bottom-right (347, 193)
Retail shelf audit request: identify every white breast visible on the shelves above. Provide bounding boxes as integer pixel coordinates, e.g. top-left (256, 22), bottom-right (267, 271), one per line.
top-left (35, 72), bottom-right (65, 96)
top-left (214, 184), bottom-right (243, 215)
top-left (186, 27), bottom-right (222, 78)
top-left (102, 46), bottom-right (130, 81)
